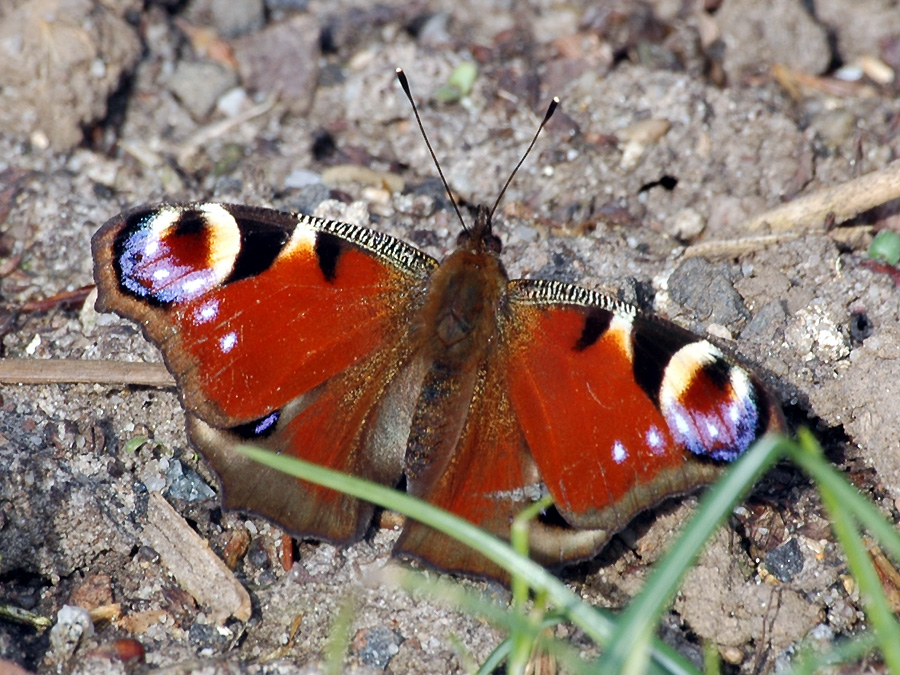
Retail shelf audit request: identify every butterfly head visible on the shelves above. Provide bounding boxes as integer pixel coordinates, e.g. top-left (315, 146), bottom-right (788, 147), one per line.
top-left (456, 205), bottom-right (502, 255)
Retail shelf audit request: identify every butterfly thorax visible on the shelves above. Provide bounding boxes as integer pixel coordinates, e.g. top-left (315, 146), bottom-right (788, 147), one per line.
top-left (421, 211), bottom-right (508, 367)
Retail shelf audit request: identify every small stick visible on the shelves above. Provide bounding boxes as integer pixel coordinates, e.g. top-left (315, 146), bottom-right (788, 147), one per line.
top-left (739, 159), bottom-right (900, 232)
top-left (0, 359), bottom-right (173, 386)
top-left (682, 233), bottom-right (802, 259)
top-left (682, 224), bottom-right (874, 259)
top-left (176, 97), bottom-right (276, 166)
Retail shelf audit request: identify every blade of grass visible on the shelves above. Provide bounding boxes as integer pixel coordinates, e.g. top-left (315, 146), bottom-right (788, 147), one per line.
top-left (788, 630), bottom-right (879, 675)
top-left (791, 429), bottom-right (900, 672)
top-left (508, 495), bottom-right (555, 674)
top-left (323, 595), bottom-right (356, 675)
top-left (783, 433), bottom-right (900, 564)
top-left (0, 603), bottom-right (52, 629)
top-left (621, 621), bottom-right (654, 675)
top-left (599, 434), bottom-right (786, 672)
top-left (476, 637), bottom-right (513, 675)
top-left (702, 641), bottom-right (721, 675)
top-left (510, 495), bottom-right (554, 607)
top-left (235, 444), bottom-right (699, 674)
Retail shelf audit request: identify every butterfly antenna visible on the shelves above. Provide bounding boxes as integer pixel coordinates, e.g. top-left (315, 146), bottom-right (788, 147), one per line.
top-left (489, 96), bottom-right (559, 221)
top-left (396, 68), bottom-right (469, 232)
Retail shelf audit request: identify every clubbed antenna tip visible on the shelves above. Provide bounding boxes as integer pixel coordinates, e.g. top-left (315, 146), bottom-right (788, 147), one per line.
top-left (396, 67), bottom-right (560, 231)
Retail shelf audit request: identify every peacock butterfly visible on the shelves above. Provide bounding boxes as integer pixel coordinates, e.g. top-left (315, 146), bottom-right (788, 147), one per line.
top-left (91, 74), bottom-right (784, 581)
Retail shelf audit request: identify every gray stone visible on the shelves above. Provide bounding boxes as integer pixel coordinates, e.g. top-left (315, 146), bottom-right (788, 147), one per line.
top-left (717, 0), bottom-right (831, 80)
top-left (668, 257), bottom-right (750, 329)
top-left (167, 61), bottom-right (239, 119)
top-left (233, 15), bottom-right (320, 114)
top-left (211, 0), bottom-right (265, 38)
top-left (765, 538), bottom-right (805, 583)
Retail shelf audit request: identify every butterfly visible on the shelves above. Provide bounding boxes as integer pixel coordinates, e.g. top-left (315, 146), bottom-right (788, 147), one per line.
top-left (91, 79), bottom-right (784, 582)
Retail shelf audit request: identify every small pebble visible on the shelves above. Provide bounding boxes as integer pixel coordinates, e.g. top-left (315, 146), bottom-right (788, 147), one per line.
top-left (165, 460), bottom-right (216, 502)
top-left (49, 605), bottom-right (94, 661)
top-left (167, 61), bottom-right (238, 119)
top-left (353, 626), bottom-right (402, 669)
top-left (617, 118), bottom-right (670, 170)
top-left (668, 208), bottom-right (706, 241)
top-left (668, 257), bottom-right (750, 328)
top-left (211, 0), bottom-right (264, 38)
top-left (284, 169), bottom-right (323, 190)
top-left (216, 87), bottom-right (249, 117)
top-left (764, 538), bottom-right (805, 583)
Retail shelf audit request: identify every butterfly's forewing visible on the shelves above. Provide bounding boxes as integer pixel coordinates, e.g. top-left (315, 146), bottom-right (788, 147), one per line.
top-left (503, 279), bottom-right (784, 538)
top-left (93, 203), bottom-right (436, 542)
top-left (93, 204), bottom-right (437, 425)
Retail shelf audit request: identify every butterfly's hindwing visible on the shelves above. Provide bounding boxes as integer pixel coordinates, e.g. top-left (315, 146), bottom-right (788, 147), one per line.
top-left (396, 350), bottom-right (548, 579)
top-left (189, 343), bottom-right (427, 545)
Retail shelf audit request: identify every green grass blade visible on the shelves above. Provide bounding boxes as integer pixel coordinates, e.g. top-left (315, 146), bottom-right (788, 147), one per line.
top-left (599, 434), bottom-right (786, 672)
top-left (789, 430), bottom-right (900, 672)
top-left (476, 638), bottom-right (512, 675)
top-left (0, 603), bottom-right (52, 629)
top-left (508, 494), bottom-right (556, 673)
top-left (702, 641), bottom-right (721, 675)
top-left (510, 495), bottom-right (554, 607)
top-left (234, 445), bottom-right (699, 673)
top-left (323, 595), bottom-right (356, 675)
top-left (783, 433), bottom-right (900, 564)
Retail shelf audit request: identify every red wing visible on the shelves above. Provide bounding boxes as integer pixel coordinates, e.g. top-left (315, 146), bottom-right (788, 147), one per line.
top-left (503, 280), bottom-right (783, 535)
top-left (93, 203), bottom-right (436, 543)
top-left (394, 354), bottom-right (610, 581)
top-left (92, 203), bottom-right (437, 426)
top-left (188, 345), bottom-right (427, 544)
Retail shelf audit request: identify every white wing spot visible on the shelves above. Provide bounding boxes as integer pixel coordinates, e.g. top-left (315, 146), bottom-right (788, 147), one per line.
top-left (181, 277), bottom-right (207, 295)
top-left (645, 426), bottom-right (665, 454)
top-left (612, 440), bottom-right (627, 464)
top-left (673, 410), bottom-right (690, 435)
top-left (219, 331), bottom-right (238, 353)
top-left (152, 268), bottom-right (170, 281)
top-left (194, 300), bottom-right (219, 324)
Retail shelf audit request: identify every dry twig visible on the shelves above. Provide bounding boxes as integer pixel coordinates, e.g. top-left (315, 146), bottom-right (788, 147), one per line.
top-left (0, 359), bottom-right (173, 386)
top-left (739, 159), bottom-right (900, 233)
